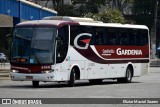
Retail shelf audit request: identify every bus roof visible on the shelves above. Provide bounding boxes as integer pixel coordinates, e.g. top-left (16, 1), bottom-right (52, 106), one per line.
top-left (16, 20), bottom-right (79, 27)
top-left (16, 16), bottom-right (148, 30)
top-left (43, 16), bottom-right (103, 23)
top-left (79, 22), bottom-right (148, 30)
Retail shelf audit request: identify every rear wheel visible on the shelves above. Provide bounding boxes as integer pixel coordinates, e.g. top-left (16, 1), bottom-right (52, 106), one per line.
top-left (68, 68), bottom-right (76, 87)
top-left (117, 67), bottom-right (132, 83)
top-left (32, 81), bottom-right (39, 87)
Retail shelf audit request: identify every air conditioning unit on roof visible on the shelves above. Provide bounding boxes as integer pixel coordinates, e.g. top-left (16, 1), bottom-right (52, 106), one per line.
top-left (43, 16), bottom-right (103, 23)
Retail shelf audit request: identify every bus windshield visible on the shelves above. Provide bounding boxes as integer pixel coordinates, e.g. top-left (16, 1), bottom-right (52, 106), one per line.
top-left (11, 27), bottom-right (56, 64)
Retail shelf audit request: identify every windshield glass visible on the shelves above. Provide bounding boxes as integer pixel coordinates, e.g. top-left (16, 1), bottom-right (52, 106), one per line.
top-left (11, 27), bottom-right (56, 64)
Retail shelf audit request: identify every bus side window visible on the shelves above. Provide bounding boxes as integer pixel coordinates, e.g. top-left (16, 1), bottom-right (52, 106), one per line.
top-left (118, 29), bottom-right (128, 45)
top-left (129, 29), bottom-right (137, 46)
top-left (107, 28), bottom-right (117, 45)
top-left (56, 26), bottom-right (69, 63)
top-left (70, 26), bottom-right (81, 46)
top-left (136, 33), bottom-right (141, 45)
top-left (71, 25), bottom-right (92, 46)
top-left (94, 27), bottom-right (105, 45)
top-left (140, 30), bottom-right (148, 45)
top-left (80, 26), bottom-right (92, 46)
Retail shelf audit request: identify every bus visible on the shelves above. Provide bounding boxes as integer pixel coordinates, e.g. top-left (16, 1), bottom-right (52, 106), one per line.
top-left (10, 16), bottom-right (150, 87)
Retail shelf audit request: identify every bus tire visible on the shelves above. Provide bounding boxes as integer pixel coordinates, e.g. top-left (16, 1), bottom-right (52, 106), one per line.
top-left (68, 68), bottom-right (76, 87)
top-left (117, 67), bottom-right (132, 83)
top-left (32, 81), bottom-right (39, 87)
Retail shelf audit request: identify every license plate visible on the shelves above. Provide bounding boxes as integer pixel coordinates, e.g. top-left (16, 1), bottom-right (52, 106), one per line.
top-left (26, 76), bottom-right (33, 79)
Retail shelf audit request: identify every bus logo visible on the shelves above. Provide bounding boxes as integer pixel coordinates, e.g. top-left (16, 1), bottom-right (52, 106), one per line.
top-left (74, 33), bottom-right (92, 49)
top-left (116, 48), bottom-right (142, 55)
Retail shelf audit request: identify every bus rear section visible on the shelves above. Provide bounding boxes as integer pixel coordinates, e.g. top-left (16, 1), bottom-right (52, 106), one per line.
top-left (69, 22), bottom-right (149, 84)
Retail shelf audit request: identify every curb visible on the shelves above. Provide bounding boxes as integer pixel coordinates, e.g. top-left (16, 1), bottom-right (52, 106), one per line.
top-left (0, 77), bottom-right (10, 80)
top-left (0, 70), bottom-right (10, 80)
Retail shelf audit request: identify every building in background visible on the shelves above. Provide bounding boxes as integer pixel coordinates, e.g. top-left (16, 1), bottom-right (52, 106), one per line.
top-left (0, 0), bottom-right (57, 59)
top-left (27, 0), bottom-right (72, 8)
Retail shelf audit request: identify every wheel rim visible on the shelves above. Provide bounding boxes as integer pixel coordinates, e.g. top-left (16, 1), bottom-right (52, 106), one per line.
top-left (72, 69), bottom-right (76, 81)
top-left (74, 72), bottom-right (76, 81)
top-left (127, 69), bottom-right (131, 81)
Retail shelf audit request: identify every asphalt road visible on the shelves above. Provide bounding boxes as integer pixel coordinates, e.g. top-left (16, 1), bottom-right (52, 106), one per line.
top-left (0, 67), bottom-right (160, 107)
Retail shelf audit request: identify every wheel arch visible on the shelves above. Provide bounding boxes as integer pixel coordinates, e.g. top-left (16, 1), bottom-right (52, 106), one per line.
top-left (69, 64), bottom-right (81, 80)
top-left (126, 63), bottom-right (134, 77)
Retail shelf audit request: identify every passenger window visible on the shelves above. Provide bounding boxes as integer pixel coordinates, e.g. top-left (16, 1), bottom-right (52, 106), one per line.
top-left (70, 25), bottom-right (92, 46)
top-left (79, 26), bottom-right (92, 46)
top-left (70, 26), bottom-right (80, 46)
top-left (129, 29), bottom-right (137, 46)
top-left (107, 28), bottom-right (117, 45)
top-left (140, 30), bottom-right (148, 45)
top-left (118, 29), bottom-right (128, 45)
top-left (56, 25), bottom-right (69, 63)
top-left (129, 29), bottom-right (148, 46)
top-left (92, 27), bottom-right (105, 45)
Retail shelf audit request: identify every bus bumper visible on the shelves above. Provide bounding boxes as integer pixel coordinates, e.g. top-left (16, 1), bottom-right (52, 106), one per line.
top-left (10, 72), bottom-right (55, 82)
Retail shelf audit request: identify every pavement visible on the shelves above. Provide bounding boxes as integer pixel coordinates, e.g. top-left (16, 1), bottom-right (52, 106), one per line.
top-left (0, 67), bottom-right (160, 106)
top-left (0, 63), bottom-right (10, 80)
top-left (0, 59), bottom-right (160, 80)
top-left (150, 59), bottom-right (160, 67)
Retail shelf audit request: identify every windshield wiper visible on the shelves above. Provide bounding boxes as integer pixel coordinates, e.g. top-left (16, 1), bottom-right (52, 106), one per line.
top-left (16, 34), bottom-right (31, 41)
top-left (31, 43), bottom-right (40, 64)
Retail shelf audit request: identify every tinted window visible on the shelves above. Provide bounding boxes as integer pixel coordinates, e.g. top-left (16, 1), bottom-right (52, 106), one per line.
top-left (90, 27), bottom-right (106, 45)
top-left (11, 27), bottom-right (56, 64)
top-left (129, 29), bottom-right (148, 46)
top-left (70, 25), bottom-right (148, 46)
top-left (79, 26), bottom-right (92, 46)
top-left (140, 29), bottom-right (148, 45)
top-left (56, 25), bottom-right (69, 63)
top-left (118, 29), bottom-right (129, 45)
top-left (70, 26), bottom-right (81, 46)
top-left (70, 25), bottom-right (92, 46)
top-left (129, 29), bottom-right (137, 45)
top-left (107, 28), bottom-right (118, 45)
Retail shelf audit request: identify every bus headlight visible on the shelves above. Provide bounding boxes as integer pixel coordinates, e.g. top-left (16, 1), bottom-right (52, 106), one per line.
top-left (41, 70), bottom-right (54, 74)
top-left (11, 70), bottom-right (19, 73)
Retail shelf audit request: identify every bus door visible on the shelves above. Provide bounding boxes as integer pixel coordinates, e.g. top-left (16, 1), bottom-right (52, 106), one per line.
top-left (55, 26), bottom-right (70, 80)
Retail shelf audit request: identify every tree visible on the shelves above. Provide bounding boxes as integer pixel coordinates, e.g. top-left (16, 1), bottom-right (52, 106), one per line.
top-left (51, 0), bottom-right (64, 9)
top-left (131, 0), bottom-right (157, 46)
top-left (84, 9), bottom-right (126, 23)
top-left (131, 0), bottom-right (156, 29)
top-left (72, 0), bottom-right (106, 12)
top-left (71, 0), bottom-right (106, 16)
top-left (56, 5), bottom-right (75, 16)
top-left (44, 0), bottom-right (133, 17)
top-left (131, 0), bottom-right (160, 56)
top-left (44, 0), bottom-right (64, 9)
top-left (106, 0), bottom-right (133, 13)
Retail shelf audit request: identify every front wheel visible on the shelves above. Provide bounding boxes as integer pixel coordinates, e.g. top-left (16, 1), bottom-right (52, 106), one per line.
top-left (32, 81), bottom-right (39, 87)
top-left (117, 67), bottom-right (132, 83)
top-left (68, 69), bottom-right (76, 87)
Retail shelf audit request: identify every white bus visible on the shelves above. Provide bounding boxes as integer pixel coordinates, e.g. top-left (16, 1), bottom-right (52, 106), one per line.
top-left (10, 16), bottom-right (150, 87)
